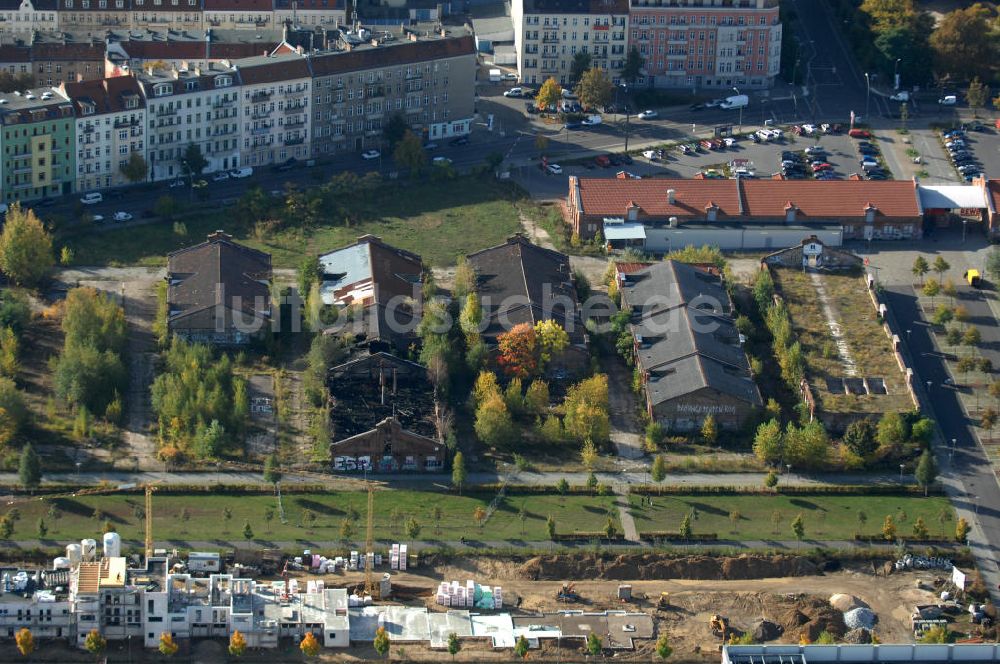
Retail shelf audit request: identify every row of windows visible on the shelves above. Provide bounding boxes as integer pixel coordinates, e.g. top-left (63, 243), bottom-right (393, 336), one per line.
top-left (632, 13), bottom-right (770, 26)
top-left (527, 16), bottom-right (625, 27)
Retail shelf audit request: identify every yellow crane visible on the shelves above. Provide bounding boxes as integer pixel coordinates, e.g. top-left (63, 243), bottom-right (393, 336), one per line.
top-left (363, 482), bottom-right (375, 597)
top-left (144, 484), bottom-right (157, 561)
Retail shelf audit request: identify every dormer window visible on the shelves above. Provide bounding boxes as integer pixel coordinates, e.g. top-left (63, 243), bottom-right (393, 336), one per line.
top-left (80, 100), bottom-right (96, 116)
top-left (864, 204), bottom-right (877, 223)
top-left (184, 81), bottom-right (197, 92)
top-left (784, 203), bottom-right (797, 223)
top-left (153, 83), bottom-right (172, 97)
top-left (215, 75), bottom-right (232, 88)
top-left (706, 203), bottom-right (719, 222)
top-left (122, 95), bottom-right (138, 110)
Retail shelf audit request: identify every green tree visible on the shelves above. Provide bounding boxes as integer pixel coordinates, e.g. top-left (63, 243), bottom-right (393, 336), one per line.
top-left (242, 521), bottom-right (254, 541)
top-left (0, 203), bottom-right (54, 287)
top-left (382, 112), bottom-right (409, 148)
top-left (679, 513), bottom-right (692, 539)
top-left (930, 4), bottom-right (997, 81)
top-left (843, 418), bottom-right (878, 459)
top-left (932, 256), bottom-right (950, 280)
top-left (981, 407), bottom-right (998, 442)
top-left (393, 130), bottom-right (427, 177)
top-left (536, 77), bottom-right (563, 112)
top-left (651, 454), bottom-right (667, 482)
top-left (514, 634), bottom-right (530, 659)
top-left (546, 514), bottom-right (556, 539)
top-left (575, 66), bottom-right (613, 110)
top-left (556, 477), bottom-right (569, 495)
top-left (876, 411), bottom-right (908, 457)
top-left (881, 514), bottom-right (897, 541)
top-left (36, 516), bottom-right (46, 538)
top-left (856, 510), bottom-right (868, 533)
top-left (339, 517), bottom-right (355, 541)
top-left (180, 143), bottom-right (207, 176)
top-left (524, 379), bottom-right (550, 416)
top-left (569, 52), bottom-right (593, 84)
top-left (453, 256), bottom-right (477, 300)
top-left (622, 46), bottom-right (644, 86)
top-left (120, 151), bottom-right (148, 183)
top-left (912, 256), bottom-right (929, 284)
top-left (753, 419), bottom-right (784, 464)
top-left (18, 443), bottom-right (40, 491)
top-left (405, 516), bottom-right (421, 540)
top-left (0, 516), bottom-right (12, 539)
top-left (922, 278), bottom-right (940, 300)
top-left (945, 326), bottom-right (962, 347)
top-left (586, 631), bottom-right (603, 656)
top-left (764, 470), bottom-right (779, 489)
top-left (447, 632), bottom-right (461, 659)
top-left (263, 453), bottom-right (281, 484)
top-left (475, 393), bottom-right (516, 447)
top-left (451, 451), bottom-right (467, 495)
top-left (962, 326), bottom-right (981, 350)
top-left (700, 414), bottom-right (718, 445)
top-left (912, 516), bottom-right (929, 539)
top-left (919, 625), bottom-right (951, 644)
top-left (791, 513), bottom-right (805, 541)
top-left (655, 633), bottom-right (673, 660)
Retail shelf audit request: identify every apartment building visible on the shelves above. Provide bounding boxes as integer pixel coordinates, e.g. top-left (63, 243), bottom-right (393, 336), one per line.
top-left (273, 0), bottom-right (344, 28)
top-left (309, 27), bottom-right (475, 155)
top-left (137, 61), bottom-right (240, 180)
top-left (0, 0), bottom-right (58, 34)
top-left (105, 29), bottom-right (282, 75)
top-left (627, 0), bottom-right (781, 89)
top-left (0, 568), bottom-right (73, 640)
top-left (203, 0), bottom-right (272, 29)
top-left (234, 50), bottom-right (311, 167)
top-left (0, 36), bottom-right (105, 85)
top-left (512, 0), bottom-right (629, 87)
top-left (0, 86), bottom-right (75, 203)
top-left (61, 75), bottom-right (145, 191)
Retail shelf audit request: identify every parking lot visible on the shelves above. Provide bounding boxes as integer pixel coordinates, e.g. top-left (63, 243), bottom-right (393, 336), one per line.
top-left (954, 125), bottom-right (1000, 181)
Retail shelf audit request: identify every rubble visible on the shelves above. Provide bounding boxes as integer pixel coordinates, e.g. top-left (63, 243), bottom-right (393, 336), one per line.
top-left (751, 619), bottom-right (783, 642)
top-left (844, 607), bottom-right (878, 630)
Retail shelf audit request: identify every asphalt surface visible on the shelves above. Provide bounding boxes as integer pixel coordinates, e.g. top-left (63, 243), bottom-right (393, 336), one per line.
top-left (883, 285), bottom-right (1000, 603)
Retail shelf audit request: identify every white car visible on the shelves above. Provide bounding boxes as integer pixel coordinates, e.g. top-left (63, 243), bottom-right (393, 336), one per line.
top-left (723, 137), bottom-right (737, 147)
top-left (503, 87), bottom-right (523, 98)
top-left (637, 110), bottom-right (658, 120)
top-left (939, 95), bottom-right (957, 105)
top-left (642, 149), bottom-right (659, 160)
top-left (212, 171), bottom-right (230, 181)
top-left (545, 163), bottom-right (563, 174)
top-left (502, 72), bottom-right (518, 81)
top-left (804, 145), bottom-right (826, 155)
top-left (90, 214), bottom-right (105, 223)
top-left (361, 150), bottom-right (381, 160)
top-left (432, 156), bottom-right (452, 166)
top-left (423, 142), bottom-right (438, 150)
top-left (113, 211), bottom-right (133, 222)
top-left (229, 167), bottom-right (253, 178)
top-left (168, 179), bottom-right (186, 188)
top-left (80, 192), bottom-right (103, 205)
top-left (801, 123), bottom-right (817, 135)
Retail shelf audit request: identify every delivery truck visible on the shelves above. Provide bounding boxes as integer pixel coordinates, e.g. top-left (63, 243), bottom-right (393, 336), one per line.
top-left (720, 94), bottom-right (749, 110)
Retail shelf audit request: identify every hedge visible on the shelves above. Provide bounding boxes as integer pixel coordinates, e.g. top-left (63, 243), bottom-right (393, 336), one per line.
top-left (550, 532), bottom-right (626, 542)
top-left (638, 532), bottom-right (720, 541)
top-left (630, 484), bottom-right (941, 497)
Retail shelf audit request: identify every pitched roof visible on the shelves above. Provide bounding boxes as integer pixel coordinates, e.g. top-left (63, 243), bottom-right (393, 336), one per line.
top-left (618, 260), bottom-right (727, 318)
top-left (318, 235), bottom-right (422, 306)
top-left (467, 235), bottom-right (585, 345)
top-left (308, 34), bottom-right (475, 77)
top-left (166, 232), bottom-right (271, 323)
top-left (575, 177), bottom-right (922, 220)
top-left (203, 0), bottom-right (272, 10)
top-left (63, 75), bottom-right (145, 116)
top-left (234, 52), bottom-right (310, 83)
top-left (986, 179), bottom-right (1000, 216)
top-left (0, 45), bottom-right (31, 63)
top-left (31, 42), bottom-right (105, 61)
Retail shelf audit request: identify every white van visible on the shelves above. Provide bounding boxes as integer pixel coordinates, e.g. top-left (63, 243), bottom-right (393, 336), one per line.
top-left (229, 167), bottom-right (253, 178)
top-left (488, 68), bottom-right (502, 83)
top-left (720, 94), bottom-right (749, 110)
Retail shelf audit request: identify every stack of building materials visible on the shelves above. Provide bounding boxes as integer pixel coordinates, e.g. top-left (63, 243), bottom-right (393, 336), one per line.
top-left (493, 587), bottom-right (502, 608)
top-left (349, 551), bottom-right (359, 571)
top-left (435, 580), bottom-right (502, 609)
top-left (390, 544), bottom-right (400, 570)
top-left (399, 545), bottom-right (408, 571)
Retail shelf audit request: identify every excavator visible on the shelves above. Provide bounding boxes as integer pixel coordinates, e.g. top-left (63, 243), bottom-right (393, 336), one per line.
top-left (556, 582), bottom-right (582, 603)
top-left (709, 614), bottom-right (730, 639)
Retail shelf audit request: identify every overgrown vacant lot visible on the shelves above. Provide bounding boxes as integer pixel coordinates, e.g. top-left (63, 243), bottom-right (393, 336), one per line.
top-left (629, 493), bottom-right (954, 540)
top-left (65, 177), bottom-right (524, 268)
top-left (771, 268), bottom-right (913, 414)
top-left (10, 490), bottom-right (619, 543)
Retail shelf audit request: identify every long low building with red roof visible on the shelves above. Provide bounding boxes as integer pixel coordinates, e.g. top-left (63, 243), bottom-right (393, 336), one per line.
top-left (565, 176), bottom-right (976, 251)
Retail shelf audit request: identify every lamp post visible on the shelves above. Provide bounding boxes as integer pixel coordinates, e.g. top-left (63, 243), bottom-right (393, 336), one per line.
top-left (864, 73), bottom-right (871, 121)
top-left (894, 59), bottom-right (901, 91)
top-left (899, 463), bottom-right (905, 482)
top-left (732, 86), bottom-right (743, 133)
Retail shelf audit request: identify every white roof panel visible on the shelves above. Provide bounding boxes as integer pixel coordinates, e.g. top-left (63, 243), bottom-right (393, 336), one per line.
top-left (919, 185), bottom-right (987, 210)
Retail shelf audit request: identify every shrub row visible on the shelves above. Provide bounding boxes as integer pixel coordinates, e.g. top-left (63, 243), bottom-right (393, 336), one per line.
top-left (629, 484), bottom-right (941, 497)
top-left (854, 535), bottom-right (954, 544)
top-left (551, 532), bottom-right (625, 542)
top-left (639, 532), bottom-right (720, 541)
top-left (475, 484), bottom-right (609, 496)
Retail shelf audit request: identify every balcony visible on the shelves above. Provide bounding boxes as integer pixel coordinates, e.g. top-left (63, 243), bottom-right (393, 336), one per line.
top-left (251, 109), bottom-right (272, 119)
top-left (404, 70), bottom-right (422, 80)
top-left (114, 117), bottom-right (140, 128)
top-left (283, 135), bottom-right (304, 146)
top-left (542, 34), bottom-right (559, 43)
top-left (155, 106), bottom-right (177, 117)
top-left (251, 126), bottom-right (272, 135)
top-left (283, 104), bottom-right (306, 115)
top-left (282, 87), bottom-right (306, 97)
top-left (251, 91), bottom-right (271, 102)
top-left (283, 118), bottom-right (306, 129)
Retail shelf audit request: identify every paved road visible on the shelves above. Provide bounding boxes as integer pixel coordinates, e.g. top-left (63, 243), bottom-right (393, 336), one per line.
top-left (0, 470), bottom-right (914, 490)
top-left (882, 285), bottom-right (1000, 604)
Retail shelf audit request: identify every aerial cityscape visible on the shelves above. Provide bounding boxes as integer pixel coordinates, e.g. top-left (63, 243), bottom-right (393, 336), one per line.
top-left (0, 0), bottom-right (996, 661)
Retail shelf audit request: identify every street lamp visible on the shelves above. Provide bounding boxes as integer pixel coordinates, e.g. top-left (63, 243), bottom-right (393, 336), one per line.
top-left (864, 73), bottom-right (871, 120)
top-left (899, 463), bottom-right (905, 481)
top-left (894, 59), bottom-right (901, 91)
top-left (732, 86), bottom-right (743, 134)
top-left (906, 329), bottom-right (911, 345)
top-left (963, 218), bottom-right (968, 243)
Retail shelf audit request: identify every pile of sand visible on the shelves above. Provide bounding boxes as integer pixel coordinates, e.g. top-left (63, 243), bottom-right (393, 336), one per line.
top-left (829, 594), bottom-right (870, 612)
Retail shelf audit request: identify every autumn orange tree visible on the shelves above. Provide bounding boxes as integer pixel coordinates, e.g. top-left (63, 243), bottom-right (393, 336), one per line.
top-left (300, 632), bottom-right (321, 658)
top-left (229, 630), bottom-right (247, 657)
top-left (158, 632), bottom-right (179, 657)
top-left (15, 627), bottom-right (33, 658)
top-left (497, 323), bottom-right (538, 379)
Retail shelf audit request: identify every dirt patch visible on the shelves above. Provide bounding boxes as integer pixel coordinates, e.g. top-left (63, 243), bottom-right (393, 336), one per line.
top-left (519, 553), bottom-right (819, 581)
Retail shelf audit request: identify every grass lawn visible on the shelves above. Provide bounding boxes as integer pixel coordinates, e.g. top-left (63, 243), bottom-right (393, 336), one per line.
top-left (629, 493), bottom-right (955, 540)
top-left (64, 177), bottom-right (524, 269)
top-left (10, 490), bottom-right (618, 544)
top-left (772, 268), bottom-right (913, 414)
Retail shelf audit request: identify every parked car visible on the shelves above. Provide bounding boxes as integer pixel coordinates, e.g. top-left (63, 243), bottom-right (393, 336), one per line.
top-left (594, 155), bottom-right (611, 168)
top-left (545, 163), bottom-right (562, 174)
top-left (848, 129), bottom-right (872, 139)
top-left (637, 110), bottom-right (658, 120)
top-left (811, 163), bottom-right (833, 172)
top-left (642, 149), bottom-right (664, 161)
top-left (361, 149), bottom-right (381, 160)
top-left (503, 87), bottom-right (522, 98)
top-left (432, 156), bottom-right (452, 166)
top-left (212, 171), bottom-right (230, 181)
top-left (564, 120), bottom-right (583, 130)
top-left (113, 211), bottom-right (133, 222)
top-left (525, 102), bottom-right (537, 114)
top-left (168, 179), bottom-right (186, 188)
top-left (80, 192), bottom-right (103, 205)
top-left (502, 72), bottom-right (518, 81)
top-left (939, 95), bottom-right (957, 105)
top-left (423, 143), bottom-right (438, 150)
top-left (804, 145), bottom-right (826, 156)
top-left (450, 136), bottom-right (470, 146)
top-left (723, 137), bottom-right (737, 148)
top-left (90, 214), bottom-right (105, 223)
top-left (229, 167), bottom-right (253, 178)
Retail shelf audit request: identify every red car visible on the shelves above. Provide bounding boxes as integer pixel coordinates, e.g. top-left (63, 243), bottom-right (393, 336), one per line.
top-left (848, 129), bottom-right (872, 139)
top-left (594, 155), bottom-right (611, 168)
top-left (811, 162), bottom-right (833, 172)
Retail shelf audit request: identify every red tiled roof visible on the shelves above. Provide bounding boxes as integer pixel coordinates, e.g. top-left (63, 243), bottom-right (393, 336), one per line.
top-left (63, 75), bottom-right (144, 115)
top-left (309, 35), bottom-right (475, 77)
top-left (575, 178), bottom-right (922, 220)
top-left (0, 46), bottom-right (30, 63)
top-left (31, 43), bottom-right (105, 61)
top-left (121, 40), bottom-right (272, 60)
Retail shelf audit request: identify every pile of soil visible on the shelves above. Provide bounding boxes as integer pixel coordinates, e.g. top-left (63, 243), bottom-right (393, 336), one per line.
top-left (843, 628), bottom-right (873, 644)
top-left (751, 620), bottom-right (784, 642)
top-left (778, 597), bottom-right (846, 643)
top-left (519, 554), bottom-right (819, 581)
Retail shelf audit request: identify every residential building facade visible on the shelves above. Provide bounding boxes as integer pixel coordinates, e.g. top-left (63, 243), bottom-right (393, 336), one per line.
top-left (0, 0), bottom-right (57, 34)
top-left (309, 28), bottom-right (475, 155)
top-left (512, 0), bottom-right (629, 87)
top-left (137, 61), bottom-right (240, 180)
top-left (627, 0), bottom-right (781, 89)
top-left (61, 75), bottom-right (145, 192)
top-left (235, 51), bottom-right (311, 167)
top-left (0, 86), bottom-right (75, 203)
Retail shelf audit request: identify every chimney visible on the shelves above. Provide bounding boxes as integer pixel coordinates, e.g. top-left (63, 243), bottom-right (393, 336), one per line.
top-left (667, 189), bottom-right (676, 205)
top-left (669, 216), bottom-right (678, 228)
top-left (76, 72), bottom-right (84, 82)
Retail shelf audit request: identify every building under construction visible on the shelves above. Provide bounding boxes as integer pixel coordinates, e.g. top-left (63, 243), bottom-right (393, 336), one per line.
top-left (328, 352), bottom-right (445, 473)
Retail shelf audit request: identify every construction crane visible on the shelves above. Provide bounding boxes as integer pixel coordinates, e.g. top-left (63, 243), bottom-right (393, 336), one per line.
top-left (144, 484), bottom-right (157, 561)
top-left (363, 482), bottom-right (375, 598)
